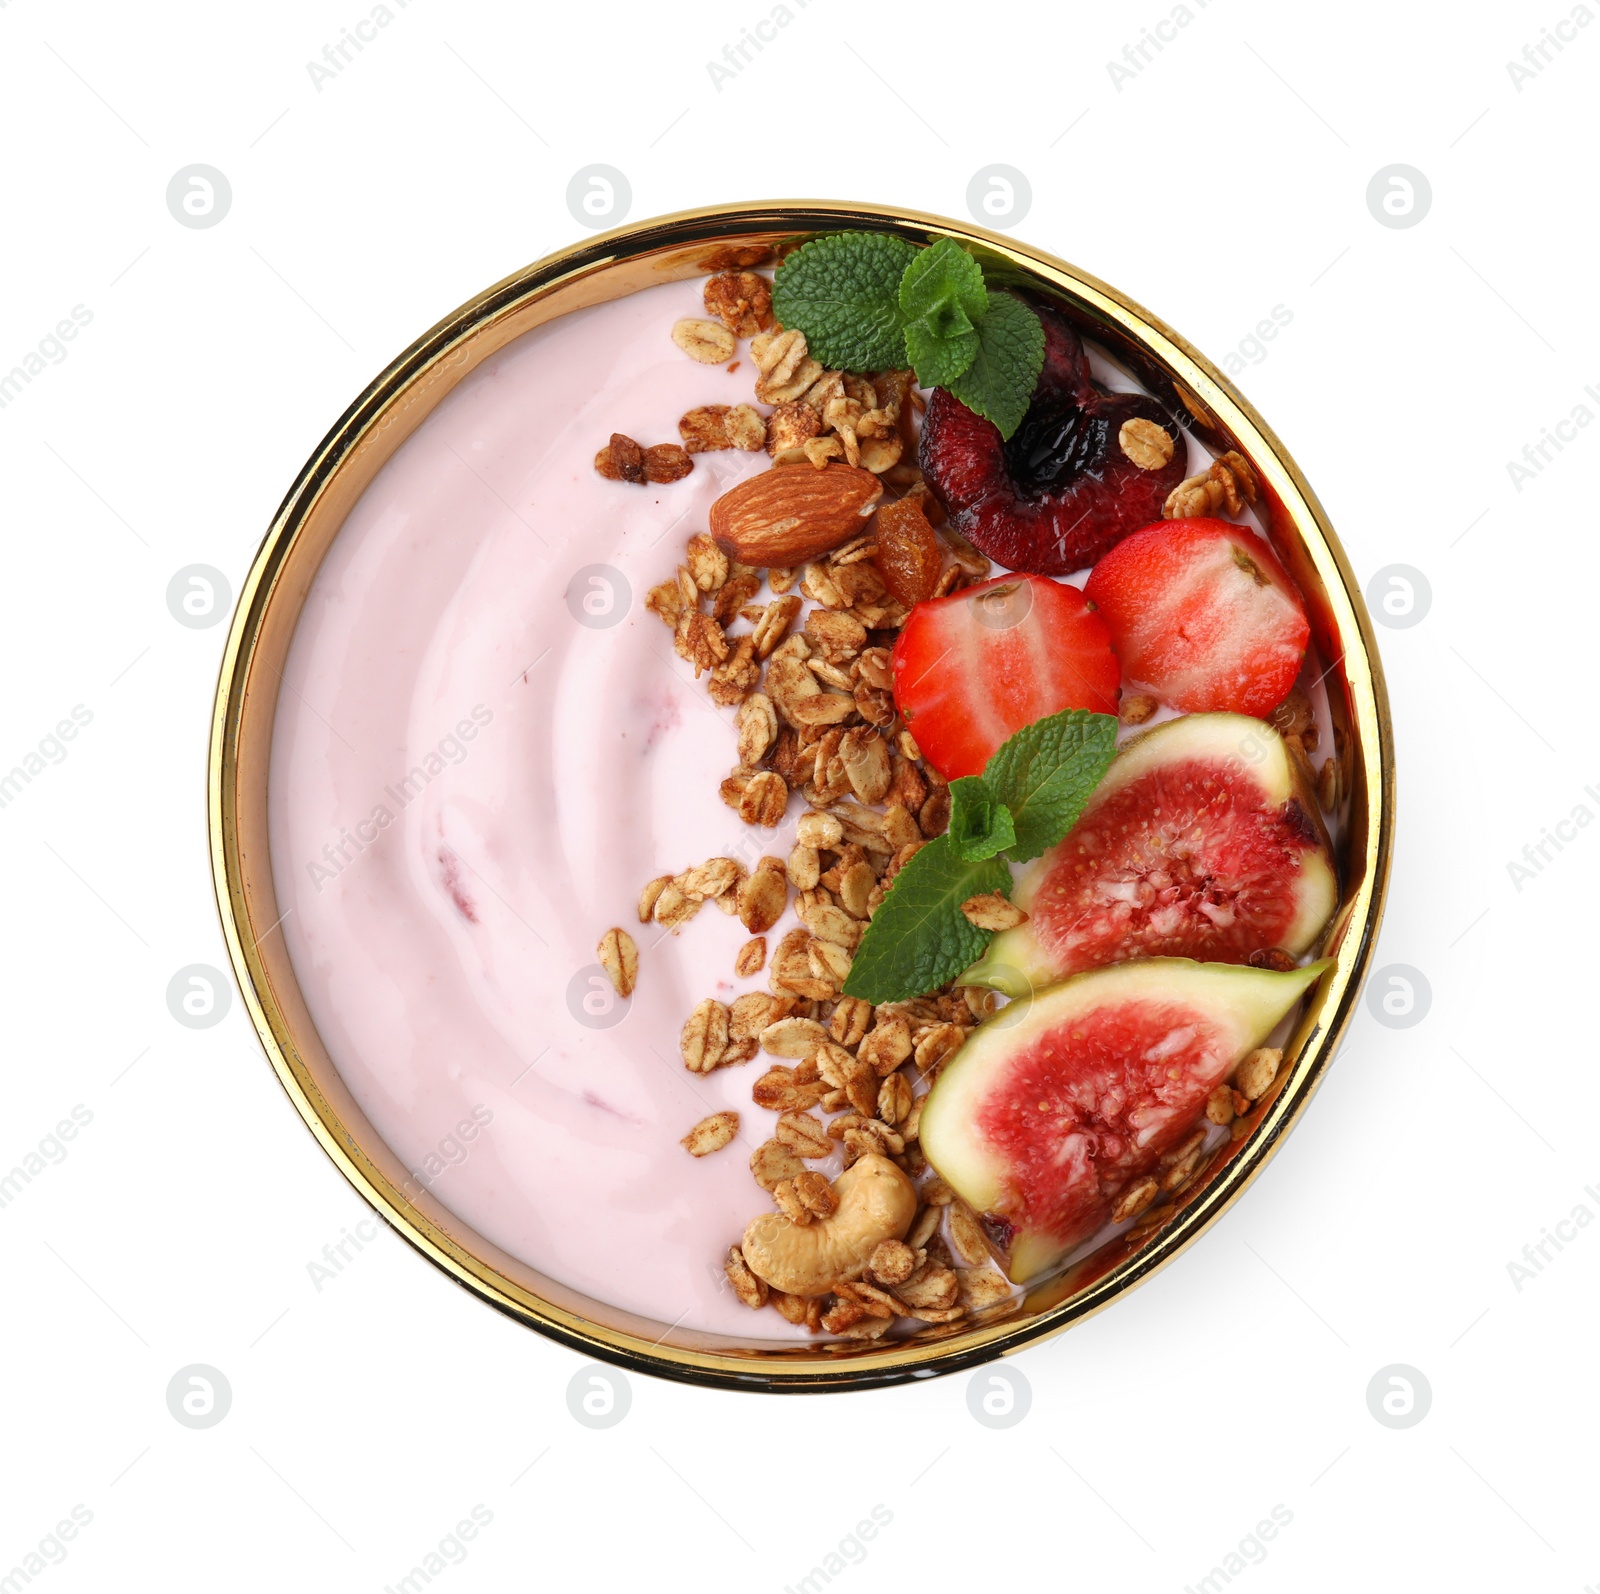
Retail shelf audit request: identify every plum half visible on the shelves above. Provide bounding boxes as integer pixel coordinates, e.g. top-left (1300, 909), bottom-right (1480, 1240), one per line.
top-left (963, 712), bottom-right (1337, 996)
top-left (918, 301), bottom-right (1188, 575)
top-left (920, 956), bottom-right (1332, 1281)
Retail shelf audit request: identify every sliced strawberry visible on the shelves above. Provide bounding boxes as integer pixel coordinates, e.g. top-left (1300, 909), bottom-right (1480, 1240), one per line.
top-left (1083, 517), bottom-right (1309, 717)
top-left (890, 573), bottom-right (1120, 781)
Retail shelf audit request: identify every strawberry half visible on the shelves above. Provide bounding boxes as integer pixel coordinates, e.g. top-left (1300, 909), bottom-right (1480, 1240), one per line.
top-left (1083, 517), bottom-right (1309, 716)
top-left (891, 573), bottom-right (1121, 781)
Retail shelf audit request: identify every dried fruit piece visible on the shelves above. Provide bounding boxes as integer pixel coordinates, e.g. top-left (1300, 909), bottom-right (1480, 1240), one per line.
top-left (594, 432), bottom-right (646, 483)
top-left (919, 957), bottom-right (1329, 1280)
top-left (874, 495), bottom-right (945, 606)
top-left (709, 464), bottom-right (884, 567)
top-left (966, 713), bottom-right (1337, 992)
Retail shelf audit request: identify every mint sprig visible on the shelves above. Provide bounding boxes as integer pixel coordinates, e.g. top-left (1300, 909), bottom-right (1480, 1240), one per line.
top-left (947, 776), bottom-right (1015, 862)
top-left (769, 233), bottom-right (918, 371)
top-left (838, 838), bottom-right (1010, 1004)
top-left (843, 709), bottom-right (1119, 1003)
top-left (982, 707), bottom-right (1118, 861)
top-left (771, 231), bottom-right (1046, 439)
top-left (947, 293), bottom-right (1048, 445)
top-left (898, 237), bottom-right (987, 338)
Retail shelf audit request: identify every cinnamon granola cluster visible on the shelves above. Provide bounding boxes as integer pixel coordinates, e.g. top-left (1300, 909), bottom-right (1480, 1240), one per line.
top-left (594, 259), bottom-right (919, 494)
top-left (591, 256), bottom-right (1024, 1338)
top-left (636, 516), bottom-right (1020, 1338)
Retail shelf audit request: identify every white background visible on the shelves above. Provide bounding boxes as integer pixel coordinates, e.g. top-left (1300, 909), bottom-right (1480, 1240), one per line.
top-left (1, 0), bottom-right (1595, 1588)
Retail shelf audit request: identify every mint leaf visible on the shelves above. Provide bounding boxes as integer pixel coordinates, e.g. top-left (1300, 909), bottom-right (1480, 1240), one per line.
top-left (898, 238), bottom-right (987, 339)
top-left (771, 232), bottom-right (918, 371)
top-left (842, 836), bottom-right (1011, 1003)
top-left (947, 293), bottom-right (1046, 441)
top-left (905, 320), bottom-right (978, 388)
top-left (948, 775), bottom-right (1016, 862)
top-left (982, 707), bottom-right (1118, 861)
top-left (900, 240), bottom-right (987, 387)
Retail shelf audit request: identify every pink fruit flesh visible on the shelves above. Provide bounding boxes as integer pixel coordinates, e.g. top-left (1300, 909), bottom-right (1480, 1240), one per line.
top-left (1083, 518), bottom-right (1310, 717)
top-left (1029, 757), bottom-right (1322, 974)
top-left (973, 996), bottom-right (1229, 1250)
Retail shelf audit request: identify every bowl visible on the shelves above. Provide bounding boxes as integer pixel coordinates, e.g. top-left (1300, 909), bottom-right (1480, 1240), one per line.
top-left (209, 200), bottom-right (1393, 1391)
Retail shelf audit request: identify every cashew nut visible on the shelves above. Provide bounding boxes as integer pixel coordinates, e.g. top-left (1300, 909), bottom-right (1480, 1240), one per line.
top-left (740, 1153), bottom-right (917, 1297)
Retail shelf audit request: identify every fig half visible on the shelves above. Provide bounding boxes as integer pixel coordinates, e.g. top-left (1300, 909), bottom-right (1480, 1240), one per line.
top-left (964, 712), bottom-right (1337, 996)
top-left (920, 957), bottom-right (1332, 1281)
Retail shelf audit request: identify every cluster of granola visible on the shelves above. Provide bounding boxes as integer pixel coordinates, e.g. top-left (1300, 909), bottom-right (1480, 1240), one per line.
top-left (593, 264), bottom-right (924, 496)
top-left (583, 260), bottom-right (1032, 1337)
top-left (1266, 683), bottom-right (1343, 816)
top-left (635, 547), bottom-right (1025, 1325)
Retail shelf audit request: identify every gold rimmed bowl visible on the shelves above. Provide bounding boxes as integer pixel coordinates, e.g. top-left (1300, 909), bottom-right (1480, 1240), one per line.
top-left (209, 201), bottom-right (1392, 1391)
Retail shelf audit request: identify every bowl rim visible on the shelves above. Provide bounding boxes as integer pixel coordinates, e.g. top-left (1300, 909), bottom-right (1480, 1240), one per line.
top-left (209, 199), bottom-right (1393, 1392)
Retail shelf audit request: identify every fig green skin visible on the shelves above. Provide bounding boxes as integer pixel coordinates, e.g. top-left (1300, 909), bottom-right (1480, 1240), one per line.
top-left (962, 712), bottom-right (1337, 997)
top-left (919, 956), bottom-right (1332, 1283)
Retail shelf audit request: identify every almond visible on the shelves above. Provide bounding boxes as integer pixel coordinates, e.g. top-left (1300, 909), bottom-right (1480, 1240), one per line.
top-left (710, 464), bottom-right (884, 567)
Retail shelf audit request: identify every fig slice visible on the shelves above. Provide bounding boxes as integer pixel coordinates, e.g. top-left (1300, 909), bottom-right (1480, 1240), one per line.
top-left (920, 957), bottom-right (1332, 1282)
top-left (963, 712), bottom-right (1337, 996)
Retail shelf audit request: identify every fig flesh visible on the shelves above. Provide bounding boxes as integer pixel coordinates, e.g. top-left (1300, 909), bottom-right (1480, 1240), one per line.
top-left (964, 712), bottom-right (1336, 995)
top-left (920, 957), bottom-right (1331, 1281)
